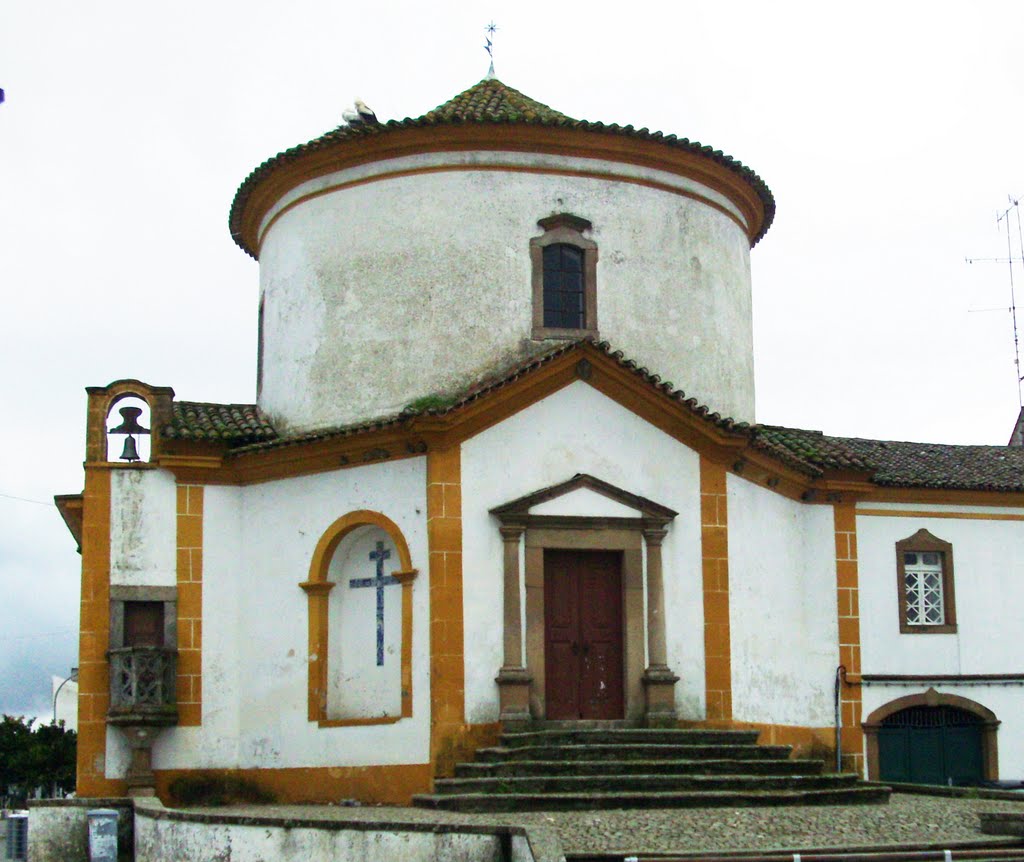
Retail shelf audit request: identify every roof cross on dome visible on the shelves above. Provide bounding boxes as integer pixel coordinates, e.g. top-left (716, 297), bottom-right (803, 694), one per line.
top-left (484, 21), bottom-right (498, 80)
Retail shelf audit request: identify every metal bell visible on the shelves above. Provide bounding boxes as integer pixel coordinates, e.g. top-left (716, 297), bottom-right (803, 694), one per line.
top-left (109, 406), bottom-right (150, 436)
top-left (119, 435), bottom-right (141, 462)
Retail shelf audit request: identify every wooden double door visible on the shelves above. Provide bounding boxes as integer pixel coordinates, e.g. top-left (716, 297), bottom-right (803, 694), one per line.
top-left (544, 549), bottom-right (624, 720)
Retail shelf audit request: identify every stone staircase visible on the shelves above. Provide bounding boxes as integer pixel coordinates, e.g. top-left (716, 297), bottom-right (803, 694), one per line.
top-left (413, 724), bottom-right (891, 812)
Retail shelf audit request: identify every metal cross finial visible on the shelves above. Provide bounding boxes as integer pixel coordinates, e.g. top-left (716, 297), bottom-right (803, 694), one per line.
top-left (484, 21), bottom-right (498, 78)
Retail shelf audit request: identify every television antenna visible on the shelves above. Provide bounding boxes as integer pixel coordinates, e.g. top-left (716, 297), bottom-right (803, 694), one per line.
top-left (965, 196), bottom-right (1024, 408)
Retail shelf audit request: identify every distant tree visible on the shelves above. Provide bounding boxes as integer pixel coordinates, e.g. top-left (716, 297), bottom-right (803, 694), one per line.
top-left (0, 715), bottom-right (76, 806)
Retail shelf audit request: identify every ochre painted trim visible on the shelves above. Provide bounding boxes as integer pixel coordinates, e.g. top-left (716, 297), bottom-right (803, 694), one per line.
top-left (859, 508), bottom-right (1024, 521)
top-left (303, 510), bottom-right (417, 726)
top-left (426, 446), bottom-right (468, 777)
top-left (257, 163), bottom-right (749, 258)
top-left (76, 467), bottom-right (123, 797)
top-left (55, 493), bottom-right (84, 552)
top-left (176, 485), bottom-right (204, 727)
top-left (862, 487), bottom-right (1024, 507)
top-left (834, 502), bottom-right (864, 776)
top-left (700, 457), bottom-right (731, 721)
top-left (155, 763), bottom-right (433, 806)
top-left (235, 124), bottom-right (768, 257)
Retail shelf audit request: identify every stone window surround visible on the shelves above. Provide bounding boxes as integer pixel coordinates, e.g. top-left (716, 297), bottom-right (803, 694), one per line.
top-left (109, 585), bottom-right (178, 651)
top-left (863, 689), bottom-right (999, 781)
top-left (895, 528), bottom-right (957, 634)
top-left (530, 213), bottom-right (599, 341)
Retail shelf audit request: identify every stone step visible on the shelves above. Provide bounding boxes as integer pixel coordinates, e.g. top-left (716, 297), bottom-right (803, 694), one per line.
top-left (413, 785), bottom-right (892, 812)
top-left (500, 728), bottom-right (761, 748)
top-left (432, 772), bottom-right (860, 795)
top-left (475, 743), bottom-right (794, 762)
top-left (454, 757), bottom-right (825, 778)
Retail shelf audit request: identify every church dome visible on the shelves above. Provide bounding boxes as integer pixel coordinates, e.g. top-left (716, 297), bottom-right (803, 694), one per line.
top-left (233, 78), bottom-right (775, 433)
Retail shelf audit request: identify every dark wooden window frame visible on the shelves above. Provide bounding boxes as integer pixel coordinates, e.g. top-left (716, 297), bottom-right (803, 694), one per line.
top-left (531, 213), bottom-right (598, 340)
top-left (109, 585), bottom-right (178, 650)
top-left (895, 528), bottom-right (957, 634)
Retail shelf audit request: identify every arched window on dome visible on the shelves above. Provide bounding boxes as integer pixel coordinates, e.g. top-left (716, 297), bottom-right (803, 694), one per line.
top-left (531, 213), bottom-right (598, 339)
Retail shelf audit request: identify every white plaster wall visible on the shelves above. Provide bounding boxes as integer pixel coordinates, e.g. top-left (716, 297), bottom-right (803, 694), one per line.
top-left (257, 152), bottom-right (754, 434)
top-left (142, 458), bottom-right (429, 773)
top-left (460, 381), bottom-right (704, 724)
top-left (530, 487), bottom-right (640, 518)
top-left (727, 477), bottom-right (837, 726)
top-left (109, 468), bottom-right (177, 587)
top-left (857, 508), bottom-right (1024, 674)
top-left (861, 684), bottom-right (1024, 778)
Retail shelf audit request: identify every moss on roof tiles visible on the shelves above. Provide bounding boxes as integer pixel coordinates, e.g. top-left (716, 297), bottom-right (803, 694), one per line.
top-left (165, 402), bottom-right (277, 444)
top-left (422, 78), bottom-right (574, 123)
top-left (754, 425), bottom-right (1024, 492)
top-left (229, 77), bottom-right (776, 256)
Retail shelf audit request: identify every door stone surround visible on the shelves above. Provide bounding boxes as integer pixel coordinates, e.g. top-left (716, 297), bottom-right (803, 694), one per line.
top-left (490, 474), bottom-right (678, 727)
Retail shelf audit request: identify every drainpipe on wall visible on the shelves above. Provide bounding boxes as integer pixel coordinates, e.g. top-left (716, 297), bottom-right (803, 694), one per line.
top-left (834, 665), bottom-right (845, 773)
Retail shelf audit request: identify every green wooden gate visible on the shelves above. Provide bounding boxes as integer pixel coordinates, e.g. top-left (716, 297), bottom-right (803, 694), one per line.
top-left (877, 705), bottom-right (984, 785)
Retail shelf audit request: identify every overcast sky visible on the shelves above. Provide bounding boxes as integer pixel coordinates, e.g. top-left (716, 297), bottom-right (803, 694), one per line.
top-left (2, 1), bottom-right (1022, 718)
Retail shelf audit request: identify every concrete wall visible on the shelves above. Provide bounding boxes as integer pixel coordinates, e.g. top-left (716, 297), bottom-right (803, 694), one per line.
top-left (727, 477), bottom-right (837, 726)
top-left (133, 805), bottom-right (544, 862)
top-left (460, 381), bottom-right (705, 723)
top-left (257, 151), bottom-right (755, 433)
top-left (27, 799), bottom-right (133, 862)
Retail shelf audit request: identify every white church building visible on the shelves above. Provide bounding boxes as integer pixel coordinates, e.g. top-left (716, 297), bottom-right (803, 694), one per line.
top-left (56, 76), bottom-right (1024, 804)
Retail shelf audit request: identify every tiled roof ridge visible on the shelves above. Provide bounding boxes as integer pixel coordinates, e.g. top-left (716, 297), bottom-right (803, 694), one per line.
top-left (228, 77), bottom-right (776, 256)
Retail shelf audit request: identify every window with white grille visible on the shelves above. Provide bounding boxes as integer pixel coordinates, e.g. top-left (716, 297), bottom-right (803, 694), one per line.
top-left (895, 529), bottom-right (957, 634)
top-left (903, 551), bottom-right (945, 625)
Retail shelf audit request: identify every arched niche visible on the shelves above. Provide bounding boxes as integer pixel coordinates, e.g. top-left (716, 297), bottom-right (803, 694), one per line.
top-left (863, 688), bottom-right (999, 781)
top-left (300, 510), bottom-right (417, 727)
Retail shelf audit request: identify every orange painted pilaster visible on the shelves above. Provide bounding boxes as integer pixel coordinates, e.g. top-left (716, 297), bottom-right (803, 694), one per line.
top-left (834, 502), bottom-right (864, 774)
top-left (176, 485), bottom-right (204, 726)
top-left (76, 467), bottom-right (123, 796)
top-left (700, 457), bottom-right (732, 721)
top-left (427, 445), bottom-right (466, 777)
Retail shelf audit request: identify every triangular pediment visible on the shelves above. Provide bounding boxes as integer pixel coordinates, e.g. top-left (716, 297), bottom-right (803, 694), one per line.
top-left (490, 473), bottom-right (677, 523)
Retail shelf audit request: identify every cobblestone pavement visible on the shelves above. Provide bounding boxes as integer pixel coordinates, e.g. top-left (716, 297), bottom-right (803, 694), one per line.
top-left (495, 794), bottom-right (1024, 855)
top-left (210, 793), bottom-right (1024, 856)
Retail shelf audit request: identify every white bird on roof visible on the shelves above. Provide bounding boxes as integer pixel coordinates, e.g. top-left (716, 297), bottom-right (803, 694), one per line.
top-left (342, 98), bottom-right (378, 127)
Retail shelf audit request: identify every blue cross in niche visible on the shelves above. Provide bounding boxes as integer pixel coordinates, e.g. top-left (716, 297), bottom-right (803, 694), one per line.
top-left (348, 541), bottom-right (399, 666)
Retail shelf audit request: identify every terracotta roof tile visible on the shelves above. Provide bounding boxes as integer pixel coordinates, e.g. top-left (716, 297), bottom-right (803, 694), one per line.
top-left (165, 402), bottom-right (277, 444)
top-left (229, 77), bottom-right (776, 255)
top-left (754, 425), bottom-right (1024, 492)
top-left (160, 351), bottom-right (1024, 494)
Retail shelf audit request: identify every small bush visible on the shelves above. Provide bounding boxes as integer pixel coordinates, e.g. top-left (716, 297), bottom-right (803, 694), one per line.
top-left (168, 773), bottom-right (276, 807)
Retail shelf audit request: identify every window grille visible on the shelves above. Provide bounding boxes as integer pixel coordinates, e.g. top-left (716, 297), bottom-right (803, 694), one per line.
top-left (882, 705), bottom-right (981, 728)
top-left (903, 551), bottom-right (945, 625)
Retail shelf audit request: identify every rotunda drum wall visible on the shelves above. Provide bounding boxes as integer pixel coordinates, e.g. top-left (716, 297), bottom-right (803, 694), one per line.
top-left (256, 158), bottom-right (755, 433)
